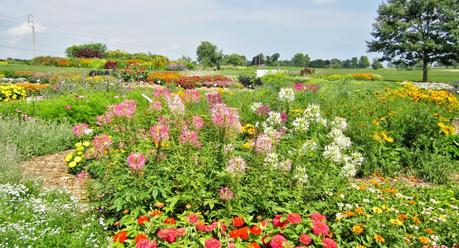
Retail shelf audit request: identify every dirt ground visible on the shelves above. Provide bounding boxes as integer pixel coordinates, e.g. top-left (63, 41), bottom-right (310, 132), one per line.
top-left (21, 150), bottom-right (89, 201)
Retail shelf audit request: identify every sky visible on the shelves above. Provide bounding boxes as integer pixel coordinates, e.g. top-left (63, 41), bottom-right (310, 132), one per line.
top-left (0, 0), bottom-right (382, 60)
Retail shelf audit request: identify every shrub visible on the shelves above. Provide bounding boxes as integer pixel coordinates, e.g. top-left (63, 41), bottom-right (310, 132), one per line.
top-left (238, 75), bottom-right (263, 88)
top-left (104, 60), bottom-right (117, 69)
top-left (65, 43), bottom-right (107, 58)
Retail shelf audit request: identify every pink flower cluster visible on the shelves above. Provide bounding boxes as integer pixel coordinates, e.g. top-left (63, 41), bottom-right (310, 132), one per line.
top-left (256, 104), bottom-right (271, 116)
top-left (179, 126), bottom-right (201, 148)
top-left (226, 156), bottom-right (247, 174)
top-left (166, 95), bottom-right (185, 114)
top-left (72, 123), bottom-right (92, 138)
top-left (150, 123), bottom-right (170, 145)
top-left (157, 228), bottom-right (186, 243)
top-left (206, 92), bottom-right (222, 106)
top-left (91, 134), bottom-right (112, 158)
top-left (211, 103), bottom-right (241, 132)
top-left (182, 89), bottom-right (201, 102)
top-left (154, 88), bottom-right (171, 98)
top-left (192, 116), bottom-right (205, 130)
top-left (127, 152), bottom-right (146, 170)
top-left (255, 134), bottom-right (273, 154)
top-left (219, 187), bottom-right (234, 201)
top-left (97, 100), bottom-right (137, 125)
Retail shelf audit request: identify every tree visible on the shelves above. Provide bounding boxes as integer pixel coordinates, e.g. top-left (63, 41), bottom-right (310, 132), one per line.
top-left (65, 43), bottom-right (107, 58)
top-left (351, 57), bottom-right (359, 68)
top-left (330, 58), bottom-right (342, 68)
top-left (372, 58), bottom-right (384, 70)
top-left (196, 41), bottom-right (223, 69)
top-left (343, 59), bottom-right (353, 68)
top-left (291, 53), bottom-right (310, 67)
top-left (223, 53), bottom-right (246, 66)
top-left (251, 53), bottom-right (265, 66)
top-left (367, 0), bottom-right (459, 82)
top-left (358, 56), bottom-right (370, 68)
top-left (309, 59), bottom-right (326, 68)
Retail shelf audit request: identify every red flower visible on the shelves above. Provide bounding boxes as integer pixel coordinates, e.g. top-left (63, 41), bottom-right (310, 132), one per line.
top-left (113, 231), bottom-right (128, 244)
top-left (312, 221), bottom-right (330, 236)
top-left (157, 228), bottom-right (186, 243)
top-left (137, 215), bottom-right (150, 225)
top-left (248, 242), bottom-right (261, 248)
top-left (229, 229), bottom-right (239, 239)
top-left (310, 212), bottom-right (327, 222)
top-left (196, 222), bottom-right (218, 232)
top-left (136, 239), bottom-right (157, 248)
top-left (250, 225), bottom-right (262, 235)
top-left (135, 233), bottom-right (148, 244)
top-left (238, 227), bottom-right (250, 240)
top-left (270, 234), bottom-right (287, 248)
top-left (232, 216), bottom-right (245, 227)
top-left (287, 213), bottom-right (302, 224)
top-left (322, 238), bottom-right (337, 248)
top-left (186, 213), bottom-right (199, 224)
top-left (299, 234), bottom-right (312, 245)
top-left (205, 238), bottom-right (221, 248)
top-left (164, 217), bottom-right (176, 225)
top-left (149, 210), bottom-right (162, 217)
top-left (273, 215), bottom-right (288, 228)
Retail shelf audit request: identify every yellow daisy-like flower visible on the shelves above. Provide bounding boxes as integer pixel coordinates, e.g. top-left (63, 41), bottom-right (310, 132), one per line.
top-left (372, 207), bottom-right (383, 214)
top-left (64, 153), bottom-right (73, 162)
top-left (68, 161), bottom-right (77, 168)
top-left (73, 156), bottom-right (82, 163)
top-left (83, 141), bottom-right (91, 147)
top-left (352, 224), bottom-right (364, 235)
top-left (241, 140), bottom-right (255, 150)
top-left (390, 218), bottom-right (403, 226)
top-left (374, 234), bottom-right (385, 244)
top-left (418, 236), bottom-right (430, 245)
top-left (241, 124), bottom-right (256, 135)
top-left (438, 122), bottom-right (456, 136)
top-left (77, 151), bottom-right (83, 155)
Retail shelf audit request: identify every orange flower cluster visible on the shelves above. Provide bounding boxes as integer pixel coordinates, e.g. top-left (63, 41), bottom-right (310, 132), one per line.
top-left (15, 83), bottom-right (49, 94)
top-left (351, 73), bottom-right (382, 81)
top-left (147, 71), bottom-right (181, 83)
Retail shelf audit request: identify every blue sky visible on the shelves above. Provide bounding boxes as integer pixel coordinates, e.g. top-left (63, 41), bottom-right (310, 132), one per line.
top-left (0, 0), bottom-right (381, 60)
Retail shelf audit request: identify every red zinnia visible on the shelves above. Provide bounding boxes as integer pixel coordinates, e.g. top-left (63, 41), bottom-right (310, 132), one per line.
top-left (157, 228), bottom-right (186, 243)
top-left (322, 238), bottom-right (337, 248)
top-left (149, 210), bottom-right (162, 217)
top-left (164, 217), bottom-right (176, 225)
top-left (232, 216), bottom-right (245, 227)
top-left (186, 213), bottom-right (199, 224)
top-left (196, 221), bottom-right (218, 232)
top-left (113, 231), bottom-right (128, 244)
top-left (250, 225), bottom-right (262, 235)
top-left (137, 215), bottom-right (150, 225)
top-left (299, 234), bottom-right (312, 245)
top-left (287, 213), bottom-right (302, 224)
top-left (310, 212), bottom-right (327, 222)
top-left (248, 242), bottom-right (261, 248)
top-left (273, 215), bottom-right (288, 228)
top-left (312, 221), bottom-right (330, 236)
top-left (135, 233), bottom-right (148, 244)
top-left (269, 234), bottom-right (287, 248)
top-left (205, 238), bottom-right (221, 248)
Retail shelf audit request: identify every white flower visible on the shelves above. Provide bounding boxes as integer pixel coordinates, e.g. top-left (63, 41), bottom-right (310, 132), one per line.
top-left (293, 167), bottom-right (308, 184)
top-left (299, 140), bottom-right (318, 155)
top-left (264, 152), bottom-right (279, 168)
top-left (323, 144), bottom-right (343, 163)
top-left (279, 159), bottom-right (292, 171)
top-left (292, 117), bottom-right (309, 133)
top-left (250, 102), bottom-right (263, 113)
top-left (279, 88), bottom-right (295, 102)
top-left (330, 116), bottom-right (348, 131)
top-left (265, 112), bottom-right (282, 127)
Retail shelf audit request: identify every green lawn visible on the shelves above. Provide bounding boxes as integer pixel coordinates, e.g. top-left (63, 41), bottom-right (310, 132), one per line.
top-left (0, 64), bottom-right (89, 73)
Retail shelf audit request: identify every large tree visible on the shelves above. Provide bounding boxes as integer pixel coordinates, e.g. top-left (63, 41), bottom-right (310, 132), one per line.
top-left (196, 41), bottom-right (223, 69)
top-left (367, 0), bottom-right (459, 82)
top-left (358, 56), bottom-right (370, 68)
top-left (291, 53), bottom-right (310, 67)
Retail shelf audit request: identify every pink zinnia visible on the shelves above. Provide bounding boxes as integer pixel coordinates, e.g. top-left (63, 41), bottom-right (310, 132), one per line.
top-left (310, 213), bottom-right (327, 222)
top-left (219, 187), bottom-right (234, 201)
top-left (255, 134), bottom-right (273, 154)
top-left (157, 228), bottom-right (186, 243)
top-left (321, 238), bottom-right (337, 248)
top-left (299, 234), bottom-right (312, 245)
top-left (273, 215), bottom-right (288, 228)
top-left (136, 239), bottom-right (157, 248)
top-left (287, 213), bottom-right (302, 224)
top-left (269, 234), bottom-right (287, 248)
top-left (150, 124), bottom-right (169, 144)
top-left (205, 238), bottom-right (221, 248)
top-left (196, 222), bottom-right (218, 232)
top-left (192, 116), bottom-right (205, 130)
top-left (312, 221), bottom-right (329, 236)
top-left (127, 152), bottom-right (146, 170)
top-left (186, 213), bottom-right (199, 224)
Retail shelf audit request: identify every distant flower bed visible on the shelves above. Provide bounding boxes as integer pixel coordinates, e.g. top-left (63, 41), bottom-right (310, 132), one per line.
top-left (0, 84), bottom-right (27, 102)
top-left (324, 73), bottom-right (383, 81)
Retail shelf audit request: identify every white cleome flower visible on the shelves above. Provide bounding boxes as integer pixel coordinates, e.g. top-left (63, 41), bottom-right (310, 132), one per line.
top-left (279, 88), bottom-right (295, 102)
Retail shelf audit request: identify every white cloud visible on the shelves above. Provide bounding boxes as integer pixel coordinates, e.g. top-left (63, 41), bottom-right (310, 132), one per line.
top-left (6, 22), bottom-right (48, 36)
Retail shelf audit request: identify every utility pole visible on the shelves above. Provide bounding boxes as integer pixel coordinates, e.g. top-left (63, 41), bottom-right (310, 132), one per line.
top-left (27, 14), bottom-right (36, 58)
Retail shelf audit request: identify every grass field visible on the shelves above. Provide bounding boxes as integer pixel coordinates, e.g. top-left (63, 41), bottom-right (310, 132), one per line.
top-left (1, 64), bottom-right (458, 83)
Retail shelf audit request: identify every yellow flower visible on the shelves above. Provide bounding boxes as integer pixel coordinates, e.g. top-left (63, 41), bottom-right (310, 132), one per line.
top-left (356, 245), bottom-right (366, 248)
top-left (73, 156), bottom-right (82, 163)
top-left (68, 161), bottom-right (77, 168)
top-left (390, 218), bottom-right (403, 225)
top-left (241, 124), bottom-right (256, 135)
top-left (372, 207), bottom-right (383, 214)
top-left (83, 141), bottom-right (91, 147)
top-left (241, 140), bottom-right (255, 150)
top-left (77, 151), bottom-right (83, 155)
top-left (374, 234), bottom-right (385, 244)
top-left (438, 122), bottom-right (455, 135)
top-left (64, 153), bottom-right (73, 162)
top-left (352, 224), bottom-right (364, 235)
top-left (418, 236), bottom-right (430, 245)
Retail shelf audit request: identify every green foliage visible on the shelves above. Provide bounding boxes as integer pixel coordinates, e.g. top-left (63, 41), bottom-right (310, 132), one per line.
top-left (368, 0), bottom-right (459, 81)
top-left (65, 43), bottom-right (107, 58)
top-left (291, 53), bottom-right (311, 67)
top-left (358, 56), bottom-right (370, 68)
top-left (196, 41), bottom-right (223, 69)
top-left (223, 53), bottom-right (246, 66)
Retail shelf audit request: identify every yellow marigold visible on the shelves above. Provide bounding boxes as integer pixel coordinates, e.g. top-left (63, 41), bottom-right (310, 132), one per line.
top-left (352, 224), bottom-right (364, 235)
top-left (390, 218), bottom-right (403, 225)
top-left (374, 234), bottom-right (385, 244)
top-left (424, 228), bottom-right (434, 235)
top-left (372, 207), bottom-right (383, 214)
top-left (344, 210), bottom-right (356, 218)
top-left (418, 236), bottom-right (430, 245)
top-left (64, 153), bottom-right (73, 162)
top-left (397, 214), bottom-right (408, 221)
top-left (68, 161), bottom-right (77, 168)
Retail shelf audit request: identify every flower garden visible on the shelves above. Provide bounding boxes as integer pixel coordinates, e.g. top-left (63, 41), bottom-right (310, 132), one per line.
top-left (1, 66), bottom-right (458, 247)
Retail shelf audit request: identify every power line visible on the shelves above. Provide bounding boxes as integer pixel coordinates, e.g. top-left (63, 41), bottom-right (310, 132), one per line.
top-left (0, 45), bottom-right (62, 55)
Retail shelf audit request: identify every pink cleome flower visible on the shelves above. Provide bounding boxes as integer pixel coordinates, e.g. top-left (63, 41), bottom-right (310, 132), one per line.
top-left (110, 100), bottom-right (137, 118)
top-left (192, 116), bottom-right (205, 130)
top-left (166, 95), bottom-right (185, 114)
top-left (255, 134), bottom-right (273, 154)
top-left (256, 104), bottom-right (271, 116)
top-left (211, 103), bottom-right (241, 132)
top-left (183, 89), bottom-right (201, 102)
top-left (150, 123), bottom-right (170, 144)
top-left (72, 123), bottom-right (92, 138)
top-left (127, 152), bottom-right (146, 170)
top-left (92, 134), bottom-right (112, 158)
top-left (154, 87), bottom-right (171, 98)
top-left (226, 157), bottom-right (247, 174)
top-left (219, 187), bottom-right (234, 201)
top-left (206, 92), bottom-right (223, 106)
top-left (179, 126), bottom-right (201, 148)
